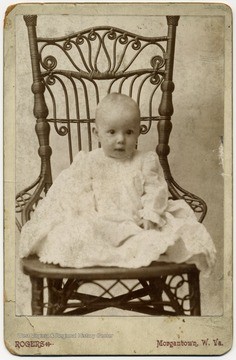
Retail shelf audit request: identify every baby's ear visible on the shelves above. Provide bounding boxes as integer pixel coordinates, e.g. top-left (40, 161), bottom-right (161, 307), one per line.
top-left (92, 126), bottom-right (99, 139)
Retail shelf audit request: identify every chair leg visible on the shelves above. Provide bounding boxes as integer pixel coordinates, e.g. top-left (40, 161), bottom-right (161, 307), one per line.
top-left (47, 279), bottom-right (63, 315)
top-left (30, 276), bottom-right (44, 315)
top-left (147, 277), bottom-right (170, 314)
top-left (188, 269), bottom-right (201, 316)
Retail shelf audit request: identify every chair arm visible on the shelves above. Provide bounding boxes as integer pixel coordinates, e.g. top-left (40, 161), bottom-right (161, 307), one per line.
top-left (158, 156), bottom-right (207, 223)
top-left (167, 177), bottom-right (207, 223)
top-left (15, 175), bottom-right (47, 230)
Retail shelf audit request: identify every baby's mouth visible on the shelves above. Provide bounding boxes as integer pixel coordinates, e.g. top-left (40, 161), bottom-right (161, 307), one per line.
top-left (115, 148), bottom-right (125, 152)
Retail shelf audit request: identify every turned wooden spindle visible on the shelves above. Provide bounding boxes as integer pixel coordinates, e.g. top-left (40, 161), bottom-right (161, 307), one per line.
top-left (30, 277), bottom-right (44, 315)
top-left (157, 16), bottom-right (180, 181)
top-left (23, 15), bottom-right (52, 191)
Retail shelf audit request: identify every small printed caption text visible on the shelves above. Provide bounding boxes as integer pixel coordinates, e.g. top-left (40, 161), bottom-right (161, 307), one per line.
top-left (14, 333), bottom-right (224, 349)
top-left (15, 332), bottom-right (113, 348)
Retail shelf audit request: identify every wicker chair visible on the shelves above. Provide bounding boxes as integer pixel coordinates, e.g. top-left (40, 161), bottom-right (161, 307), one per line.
top-left (16, 15), bottom-right (206, 316)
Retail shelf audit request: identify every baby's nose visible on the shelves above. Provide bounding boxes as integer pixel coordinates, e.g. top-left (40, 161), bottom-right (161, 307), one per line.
top-left (117, 133), bottom-right (125, 144)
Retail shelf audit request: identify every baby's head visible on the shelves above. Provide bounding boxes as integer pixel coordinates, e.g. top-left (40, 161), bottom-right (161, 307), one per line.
top-left (93, 93), bottom-right (141, 159)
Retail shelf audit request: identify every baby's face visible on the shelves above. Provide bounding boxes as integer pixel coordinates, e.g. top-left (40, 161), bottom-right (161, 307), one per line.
top-left (94, 108), bottom-right (140, 159)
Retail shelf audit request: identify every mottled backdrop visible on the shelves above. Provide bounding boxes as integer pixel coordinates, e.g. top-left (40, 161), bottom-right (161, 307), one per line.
top-left (15, 14), bottom-right (224, 316)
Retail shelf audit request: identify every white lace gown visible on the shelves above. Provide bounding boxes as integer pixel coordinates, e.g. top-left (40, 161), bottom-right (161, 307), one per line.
top-left (19, 149), bottom-right (216, 274)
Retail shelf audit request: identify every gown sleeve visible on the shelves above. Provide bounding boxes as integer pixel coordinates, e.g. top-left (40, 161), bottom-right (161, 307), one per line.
top-left (19, 151), bottom-right (95, 257)
top-left (139, 151), bottom-right (169, 227)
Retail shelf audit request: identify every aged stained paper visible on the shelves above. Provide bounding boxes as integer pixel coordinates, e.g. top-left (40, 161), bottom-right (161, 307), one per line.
top-left (4, 2), bottom-right (232, 356)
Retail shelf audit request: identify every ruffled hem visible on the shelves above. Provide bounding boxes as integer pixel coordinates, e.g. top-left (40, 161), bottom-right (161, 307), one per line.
top-left (21, 209), bottom-right (216, 275)
top-left (32, 228), bottom-right (215, 275)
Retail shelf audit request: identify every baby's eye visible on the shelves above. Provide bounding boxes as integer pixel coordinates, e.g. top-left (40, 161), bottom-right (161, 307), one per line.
top-left (126, 130), bottom-right (134, 135)
top-left (108, 130), bottom-right (115, 134)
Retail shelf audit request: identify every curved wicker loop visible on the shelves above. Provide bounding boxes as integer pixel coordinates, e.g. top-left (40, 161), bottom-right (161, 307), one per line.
top-left (42, 55), bottom-right (57, 71)
top-left (16, 176), bottom-right (42, 213)
top-left (16, 192), bottom-right (31, 213)
top-left (167, 275), bottom-right (192, 313)
top-left (16, 175), bottom-right (48, 227)
top-left (167, 177), bottom-right (207, 222)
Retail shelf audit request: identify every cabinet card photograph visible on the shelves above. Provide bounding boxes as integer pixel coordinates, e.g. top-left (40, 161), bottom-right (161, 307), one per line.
top-left (4, 2), bottom-right (232, 356)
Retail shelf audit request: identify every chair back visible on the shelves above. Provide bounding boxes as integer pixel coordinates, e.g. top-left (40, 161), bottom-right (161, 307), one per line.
top-left (17, 15), bottom-right (207, 225)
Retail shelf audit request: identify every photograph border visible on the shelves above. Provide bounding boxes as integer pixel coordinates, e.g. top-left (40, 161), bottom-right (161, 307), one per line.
top-left (3, 1), bottom-right (233, 356)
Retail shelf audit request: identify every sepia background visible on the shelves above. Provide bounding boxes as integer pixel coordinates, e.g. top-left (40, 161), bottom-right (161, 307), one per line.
top-left (15, 13), bottom-right (224, 316)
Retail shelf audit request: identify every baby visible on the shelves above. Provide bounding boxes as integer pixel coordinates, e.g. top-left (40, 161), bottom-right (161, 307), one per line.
top-left (20, 93), bottom-right (216, 274)
top-left (93, 93), bottom-right (151, 230)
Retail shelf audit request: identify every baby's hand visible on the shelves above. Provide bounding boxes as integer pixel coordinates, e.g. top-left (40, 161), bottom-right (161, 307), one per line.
top-left (140, 219), bottom-right (152, 230)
